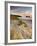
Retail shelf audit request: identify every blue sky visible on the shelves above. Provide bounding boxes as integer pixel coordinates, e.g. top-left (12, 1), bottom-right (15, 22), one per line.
top-left (10, 6), bottom-right (32, 13)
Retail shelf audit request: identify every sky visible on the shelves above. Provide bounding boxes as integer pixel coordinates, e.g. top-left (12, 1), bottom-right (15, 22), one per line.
top-left (10, 6), bottom-right (32, 13)
top-left (10, 6), bottom-right (32, 19)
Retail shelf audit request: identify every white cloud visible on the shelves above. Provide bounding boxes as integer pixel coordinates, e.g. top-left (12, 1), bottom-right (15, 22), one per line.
top-left (10, 10), bottom-right (32, 17)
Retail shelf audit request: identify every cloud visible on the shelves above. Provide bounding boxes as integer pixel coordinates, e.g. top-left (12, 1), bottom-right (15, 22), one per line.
top-left (10, 10), bottom-right (32, 17)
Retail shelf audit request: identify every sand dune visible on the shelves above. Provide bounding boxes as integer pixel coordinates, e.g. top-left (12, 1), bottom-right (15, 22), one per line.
top-left (10, 24), bottom-right (32, 40)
